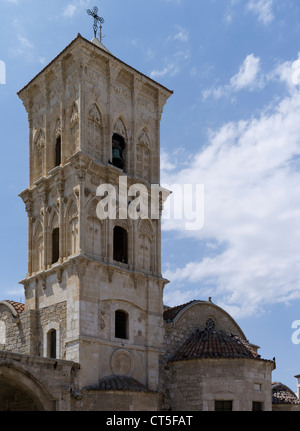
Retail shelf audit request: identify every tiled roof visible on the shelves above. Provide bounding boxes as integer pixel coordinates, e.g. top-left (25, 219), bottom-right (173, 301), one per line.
top-left (171, 329), bottom-right (266, 362)
top-left (272, 383), bottom-right (300, 405)
top-left (3, 300), bottom-right (25, 315)
top-left (163, 300), bottom-right (200, 322)
top-left (83, 375), bottom-right (147, 392)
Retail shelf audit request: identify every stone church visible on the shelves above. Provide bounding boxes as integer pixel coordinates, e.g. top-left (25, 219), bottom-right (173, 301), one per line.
top-left (0, 29), bottom-right (299, 411)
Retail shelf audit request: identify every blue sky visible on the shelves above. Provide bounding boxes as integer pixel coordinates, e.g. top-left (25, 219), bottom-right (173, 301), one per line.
top-left (1, 0), bottom-right (300, 392)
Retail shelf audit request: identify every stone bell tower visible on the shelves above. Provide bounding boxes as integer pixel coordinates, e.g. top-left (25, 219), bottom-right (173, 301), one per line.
top-left (17, 28), bottom-right (172, 398)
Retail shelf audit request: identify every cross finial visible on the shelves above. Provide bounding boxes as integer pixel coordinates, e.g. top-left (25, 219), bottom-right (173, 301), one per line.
top-left (87, 6), bottom-right (105, 42)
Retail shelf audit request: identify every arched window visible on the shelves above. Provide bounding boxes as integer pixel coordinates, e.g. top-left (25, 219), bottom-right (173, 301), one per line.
top-left (88, 104), bottom-right (102, 161)
top-left (32, 220), bottom-right (44, 272)
top-left (136, 143), bottom-right (150, 181)
top-left (55, 136), bottom-right (61, 167)
top-left (52, 228), bottom-right (59, 264)
top-left (47, 329), bottom-right (57, 359)
top-left (115, 310), bottom-right (128, 340)
top-left (113, 226), bottom-right (128, 264)
top-left (112, 133), bottom-right (125, 170)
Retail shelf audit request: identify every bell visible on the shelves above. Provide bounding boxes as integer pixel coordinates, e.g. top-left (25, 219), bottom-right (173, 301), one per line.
top-left (112, 148), bottom-right (123, 168)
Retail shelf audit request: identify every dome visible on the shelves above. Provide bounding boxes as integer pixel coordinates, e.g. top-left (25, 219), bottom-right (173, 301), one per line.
top-left (171, 328), bottom-right (266, 362)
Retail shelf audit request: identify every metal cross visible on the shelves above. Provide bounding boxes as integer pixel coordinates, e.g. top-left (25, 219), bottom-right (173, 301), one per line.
top-left (87, 6), bottom-right (105, 42)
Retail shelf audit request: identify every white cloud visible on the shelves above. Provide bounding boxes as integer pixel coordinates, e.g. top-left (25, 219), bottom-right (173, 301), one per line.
top-left (162, 54), bottom-right (300, 318)
top-left (62, 0), bottom-right (90, 18)
top-left (230, 54), bottom-right (261, 91)
top-left (18, 35), bottom-right (33, 49)
top-left (224, 0), bottom-right (241, 25)
top-left (150, 63), bottom-right (179, 79)
top-left (273, 52), bottom-right (300, 90)
top-left (247, 0), bottom-right (274, 25)
top-left (203, 54), bottom-right (262, 99)
top-left (63, 4), bottom-right (77, 18)
top-left (10, 27), bottom-right (35, 60)
top-left (149, 25), bottom-right (189, 79)
top-left (168, 25), bottom-right (189, 43)
top-left (161, 151), bottom-right (177, 171)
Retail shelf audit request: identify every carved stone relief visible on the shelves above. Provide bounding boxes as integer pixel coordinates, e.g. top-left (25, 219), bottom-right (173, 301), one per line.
top-left (111, 349), bottom-right (134, 377)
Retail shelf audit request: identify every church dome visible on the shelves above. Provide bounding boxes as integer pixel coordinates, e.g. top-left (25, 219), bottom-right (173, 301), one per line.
top-left (83, 375), bottom-right (147, 392)
top-left (272, 382), bottom-right (300, 405)
top-left (171, 328), bottom-right (264, 362)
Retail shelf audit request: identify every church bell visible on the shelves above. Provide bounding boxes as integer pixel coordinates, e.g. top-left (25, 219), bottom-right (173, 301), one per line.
top-left (112, 148), bottom-right (123, 168)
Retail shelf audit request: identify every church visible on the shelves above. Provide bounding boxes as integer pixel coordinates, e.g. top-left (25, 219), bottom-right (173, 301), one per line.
top-left (0, 18), bottom-right (299, 411)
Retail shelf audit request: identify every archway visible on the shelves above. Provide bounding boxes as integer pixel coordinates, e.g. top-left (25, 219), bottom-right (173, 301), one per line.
top-left (0, 365), bottom-right (55, 411)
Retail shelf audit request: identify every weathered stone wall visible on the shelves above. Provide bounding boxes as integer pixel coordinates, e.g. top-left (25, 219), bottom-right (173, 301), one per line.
top-left (169, 358), bottom-right (273, 411)
top-left (71, 390), bottom-right (159, 411)
top-left (272, 403), bottom-right (300, 411)
top-left (0, 304), bottom-right (37, 355)
top-left (37, 301), bottom-right (67, 359)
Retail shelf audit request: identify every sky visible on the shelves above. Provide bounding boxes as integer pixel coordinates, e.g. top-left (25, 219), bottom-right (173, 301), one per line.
top-left (1, 0), bottom-right (300, 392)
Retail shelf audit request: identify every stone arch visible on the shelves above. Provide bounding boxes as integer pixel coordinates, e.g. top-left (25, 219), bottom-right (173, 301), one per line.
top-left (32, 217), bottom-right (44, 272)
top-left (85, 197), bottom-right (104, 259)
top-left (53, 117), bottom-right (62, 168)
top-left (136, 128), bottom-right (151, 182)
top-left (170, 300), bottom-right (247, 340)
top-left (88, 103), bottom-right (103, 162)
top-left (112, 116), bottom-right (128, 172)
top-left (113, 224), bottom-right (128, 264)
top-left (89, 102), bottom-right (102, 124)
top-left (137, 217), bottom-right (154, 237)
top-left (43, 321), bottom-right (61, 359)
top-left (65, 198), bottom-right (78, 257)
top-left (0, 301), bottom-right (20, 318)
top-left (48, 207), bottom-right (59, 229)
top-left (137, 128), bottom-right (151, 148)
top-left (0, 363), bottom-right (55, 411)
top-left (33, 128), bottom-right (45, 182)
top-left (113, 116), bottom-right (128, 142)
top-left (110, 300), bottom-right (146, 346)
top-left (137, 219), bottom-right (154, 272)
top-left (48, 208), bottom-right (59, 265)
top-left (69, 100), bottom-right (79, 154)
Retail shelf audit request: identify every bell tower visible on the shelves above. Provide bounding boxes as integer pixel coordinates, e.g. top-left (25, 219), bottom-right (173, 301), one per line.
top-left (17, 29), bottom-right (172, 396)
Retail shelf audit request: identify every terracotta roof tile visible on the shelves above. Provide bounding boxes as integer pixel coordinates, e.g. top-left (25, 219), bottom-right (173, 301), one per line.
top-left (272, 383), bottom-right (300, 405)
top-left (83, 375), bottom-right (147, 392)
top-left (171, 329), bottom-right (268, 362)
top-left (4, 300), bottom-right (25, 315)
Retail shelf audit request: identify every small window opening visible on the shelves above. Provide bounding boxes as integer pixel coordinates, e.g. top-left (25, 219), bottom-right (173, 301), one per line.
top-left (52, 228), bottom-right (60, 264)
top-left (115, 310), bottom-right (128, 339)
top-left (215, 400), bottom-right (233, 411)
top-left (113, 226), bottom-right (128, 264)
top-left (252, 401), bottom-right (263, 411)
top-left (111, 133), bottom-right (125, 170)
top-left (55, 136), bottom-right (61, 167)
top-left (48, 329), bottom-right (57, 359)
